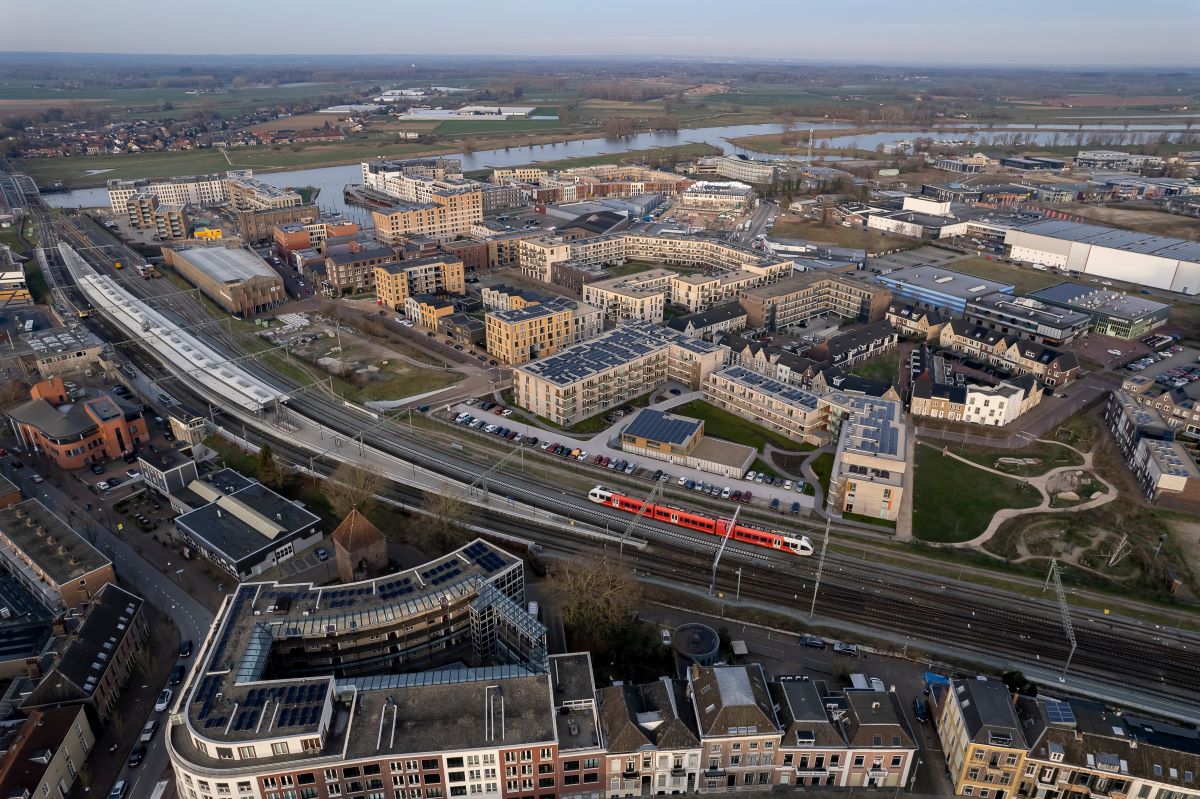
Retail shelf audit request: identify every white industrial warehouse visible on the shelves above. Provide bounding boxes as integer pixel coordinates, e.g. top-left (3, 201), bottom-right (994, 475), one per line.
top-left (1004, 219), bottom-right (1200, 295)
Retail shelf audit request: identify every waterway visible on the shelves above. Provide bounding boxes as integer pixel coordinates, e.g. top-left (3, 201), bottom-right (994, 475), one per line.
top-left (41, 118), bottom-right (1199, 219)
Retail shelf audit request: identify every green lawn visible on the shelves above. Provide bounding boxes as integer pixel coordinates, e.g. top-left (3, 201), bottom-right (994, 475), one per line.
top-left (356, 369), bottom-right (461, 402)
top-left (810, 452), bottom-right (835, 498)
top-left (669, 400), bottom-right (813, 453)
top-left (912, 444), bottom-right (1042, 543)
top-left (850, 350), bottom-right (900, 382)
top-left (958, 441), bottom-right (1083, 477)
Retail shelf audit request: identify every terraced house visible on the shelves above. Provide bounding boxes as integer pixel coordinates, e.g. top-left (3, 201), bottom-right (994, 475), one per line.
top-left (939, 321), bottom-right (1079, 387)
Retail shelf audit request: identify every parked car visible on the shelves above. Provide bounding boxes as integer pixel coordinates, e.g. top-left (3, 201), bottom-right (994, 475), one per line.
top-left (720, 486), bottom-right (732, 499)
top-left (912, 696), bottom-right (931, 723)
top-left (155, 688), bottom-right (173, 712)
top-left (30, 473), bottom-right (44, 484)
top-left (833, 642), bottom-right (858, 656)
top-left (740, 490), bottom-right (752, 503)
top-left (731, 490), bottom-right (741, 501)
top-left (799, 634), bottom-right (826, 650)
top-left (95, 481), bottom-right (111, 492)
top-left (790, 501), bottom-right (801, 515)
top-left (770, 498), bottom-right (780, 511)
top-left (316, 548), bottom-right (329, 562)
top-left (126, 469), bottom-right (142, 479)
top-left (783, 480), bottom-right (793, 491)
top-left (127, 746), bottom-right (146, 768)
top-left (110, 781), bottom-right (128, 799)
top-left (685, 479), bottom-right (696, 490)
top-left (677, 475), bottom-right (688, 486)
top-left (91, 463), bottom-right (105, 475)
top-left (744, 470), bottom-right (756, 481)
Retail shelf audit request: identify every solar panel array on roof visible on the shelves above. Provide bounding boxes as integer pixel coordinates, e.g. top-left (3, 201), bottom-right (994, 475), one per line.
top-left (517, 321), bottom-right (721, 386)
top-left (623, 409), bottom-right (701, 446)
top-left (463, 541), bottom-right (508, 574)
top-left (1043, 699), bottom-right (1077, 726)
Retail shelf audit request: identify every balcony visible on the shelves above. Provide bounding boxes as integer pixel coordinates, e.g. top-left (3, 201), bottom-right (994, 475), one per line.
top-left (670, 768), bottom-right (687, 778)
top-left (867, 769), bottom-right (889, 780)
top-left (622, 770), bottom-right (639, 779)
top-left (702, 768), bottom-right (725, 778)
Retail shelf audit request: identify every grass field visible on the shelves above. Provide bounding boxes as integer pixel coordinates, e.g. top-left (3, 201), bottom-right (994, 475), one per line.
top-left (912, 444), bottom-right (1042, 543)
top-left (850, 351), bottom-right (900, 382)
top-left (957, 440), bottom-right (1084, 477)
top-left (356, 368), bottom-right (461, 402)
top-left (946, 256), bottom-right (1068, 295)
top-left (810, 452), bottom-right (835, 498)
top-left (669, 400), bottom-right (814, 453)
top-left (770, 218), bottom-right (912, 254)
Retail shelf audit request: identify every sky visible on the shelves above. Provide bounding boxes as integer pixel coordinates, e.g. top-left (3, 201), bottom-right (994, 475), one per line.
top-left (4, 0), bottom-right (1198, 67)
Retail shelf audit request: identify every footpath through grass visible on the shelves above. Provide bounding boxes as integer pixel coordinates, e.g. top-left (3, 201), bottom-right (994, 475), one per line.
top-left (912, 444), bottom-right (1042, 543)
top-left (670, 399), bottom-right (813, 453)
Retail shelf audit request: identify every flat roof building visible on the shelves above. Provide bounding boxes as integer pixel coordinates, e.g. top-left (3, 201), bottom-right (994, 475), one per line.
top-left (1004, 218), bottom-right (1200, 295)
top-left (1027, 282), bottom-right (1170, 339)
top-left (876, 264), bottom-right (1015, 315)
top-left (173, 468), bottom-right (323, 581)
top-left (513, 322), bottom-right (726, 426)
top-left (162, 246), bottom-right (285, 318)
top-left (963, 292), bottom-right (1092, 346)
top-left (0, 498), bottom-right (114, 611)
top-left (24, 326), bottom-right (105, 378)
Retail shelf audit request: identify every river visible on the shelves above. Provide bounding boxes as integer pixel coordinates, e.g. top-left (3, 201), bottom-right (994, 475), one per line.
top-left (41, 118), bottom-right (1198, 219)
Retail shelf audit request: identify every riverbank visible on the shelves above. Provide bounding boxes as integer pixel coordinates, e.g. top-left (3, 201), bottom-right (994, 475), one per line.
top-left (13, 128), bottom-right (619, 189)
top-left (462, 142), bottom-right (721, 180)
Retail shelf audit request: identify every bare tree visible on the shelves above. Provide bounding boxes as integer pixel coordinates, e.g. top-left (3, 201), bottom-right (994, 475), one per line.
top-left (545, 556), bottom-right (640, 645)
top-left (0, 379), bottom-right (29, 411)
top-left (256, 443), bottom-right (286, 490)
top-left (327, 462), bottom-right (384, 519)
top-left (422, 485), bottom-right (474, 552)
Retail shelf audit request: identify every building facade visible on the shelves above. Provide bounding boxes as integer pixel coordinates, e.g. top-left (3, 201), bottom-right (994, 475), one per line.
top-left (374, 254), bottom-right (466, 309)
top-left (162, 246), bottom-right (286, 317)
top-left (739, 272), bottom-right (891, 331)
top-left (8, 379), bottom-right (148, 470)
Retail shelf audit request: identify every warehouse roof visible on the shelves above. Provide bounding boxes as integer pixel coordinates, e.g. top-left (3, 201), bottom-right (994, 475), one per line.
top-left (170, 247), bottom-right (278, 283)
top-left (876, 264), bottom-right (1015, 299)
top-left (1027, 283), bottom-right (1170, 322)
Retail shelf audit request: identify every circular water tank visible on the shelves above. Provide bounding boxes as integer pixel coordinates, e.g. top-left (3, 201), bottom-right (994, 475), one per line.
top-left (672, 622), bottom-right (720, 666)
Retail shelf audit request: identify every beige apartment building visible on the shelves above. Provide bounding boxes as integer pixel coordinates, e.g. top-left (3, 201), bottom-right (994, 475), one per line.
top-left (0, 706), bottom-right (95, 799)
top-left (106, 172), bottom-right (228, 214)
top-left (518, 233), bottom-right (792, 284)
top-left (127, 192), bottom-right (189, 239)
top-left (224, 174), bottom-right (302, 211)
top-left (739, 272), bottom-right (891, 330)
top-left (513, 322), bottom-right (726, 426)
top-left (371, 185), bottom-right (483, 243)
top-left (582, 269), bottom-right (674, 323)
top-left (932, 678), bottom-right (1027, 799)
top-left (677, 180), bottom-right (755, 211)
top-left (826, 394), bottom-right (907, 521)
top-left (374, 254), bottom-right (465, 310)
top-left (487, 304), bottom-right (575, 365)
top-left (492, 167), bottom-right (549, 183)
top-left (703, 366), bottom-right (829, 445)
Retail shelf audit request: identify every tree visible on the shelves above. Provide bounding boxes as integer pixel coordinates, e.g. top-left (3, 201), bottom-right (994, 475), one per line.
top-left (422, 485), bottom-right (474, 551)
top-left (256, 443), bottom-right (286, 490)
top-left (327, 462), bottom-right (384, 519)
top-left (0, 379), bottom-right (29, 411)
top-left (545, 556), bottom-right (640, 647)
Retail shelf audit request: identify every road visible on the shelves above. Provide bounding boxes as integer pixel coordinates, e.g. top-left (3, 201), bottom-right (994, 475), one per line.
top-left (43, 206), bottom-right (1200, 723)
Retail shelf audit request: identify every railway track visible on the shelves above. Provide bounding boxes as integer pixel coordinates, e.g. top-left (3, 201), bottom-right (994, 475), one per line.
top-left (50, 210), bottom-right (1200, 712)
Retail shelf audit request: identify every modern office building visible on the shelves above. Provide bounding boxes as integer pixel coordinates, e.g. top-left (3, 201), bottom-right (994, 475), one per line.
top-left (1004, 219), bottom-right (1200, 295)
top-left (739, 272), bottom-right (891, 330)
top-left (374, 254), bottom-right (466, 309)
top-left (0, 498), bottom-right (115, 611)
top-left (875, 265), bottom-right (1014, 315)
top-left (1026, 283), bottom-right (1170, 339)
top-left (24, 326), bottom-right (105, 378)
top-left (162, 246), bottom-right (286, 317)
top-left (513, 322), bottom-right (726, 426)
top-left (173, 468), bottom-right (323, 581)
top-left (8, 378), bottom-right (149, 470)
top-left (963, 293), bottom-right (1091, 346)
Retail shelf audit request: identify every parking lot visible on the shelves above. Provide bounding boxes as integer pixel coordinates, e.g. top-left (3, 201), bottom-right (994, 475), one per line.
top-left (1121, 341), bottom-right (1200, 384)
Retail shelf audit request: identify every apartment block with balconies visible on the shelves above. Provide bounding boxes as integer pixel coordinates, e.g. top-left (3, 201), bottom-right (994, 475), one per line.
top-left (932, 678), bottom-right (1027, 799)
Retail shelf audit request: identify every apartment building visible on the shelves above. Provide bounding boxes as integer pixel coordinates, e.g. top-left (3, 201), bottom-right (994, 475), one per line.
top-left (703, 366), bottom-right (829, 445)
top-left (127, 191), bottom-right (189, 238)
top-left (487, 304), bottom-right (574, 365)
top-left (21, 583), bottom-right (147, 722)
top-left (374, 254), bottom-right (466, 309)
top-left (885, 303), bottom-right (946, 340)
top-left (371, 187), bottom-right (484, 242)
top-left (1120, 375), bottom-right (1200, 438)
top-left (106, 172), bottom-right (228, 214)
top-left (235, 203), bottom-right (321, 243)
top-left (600, 679), bottom-right (702, 796)
top-left (482, 284), bottom-right (547, 312)
top-left (518, 233), bottom-right (791, 285)
top-left (932, 678), bottom-right (1027, 799)
top-left (405, 293), bottom-right (457, 330)
top-left (362, 157), bottom-right (463, 190)
top-left (513, 322), bottom-right (726, 426)
top-left (739, 272), bottom-right (891, 331)
top-left (1016, 695), bottom-right (1200, 799)
top-left (1104, 390), bottom-right (1200, 505)
top-left (806, 321), bottom-right (898, 370)
top-left (940, 321), bottom-right (1080, 387)
top-left (687, 664), bottom-right (787, 791)
top-left (911, 367), bottom-right (1043, 427)
top-left (273, 217), bottom-right (360, 256)
top-left (719, 337), bottom-right (818, 388)
top-left (0, 498), bottom-right (115, 611)
top-left (583, 269), bottom-right (673, 323)
top-left (678, 181), bottom-right (754, 211)
top-left (0, 707), bottom-right (95, 799)
top-left (163, 542), bottom-right (615, 799)
top-left (546, 165), bottom-right (692, 199)
top-left (224, 173), bottom-right (302, 211)
top-left (827, 395), bottom-right (907, 522)
top-left (492, 167), bottom-right (549, 184)
top-left (8, 378), bottom-right (149, 470)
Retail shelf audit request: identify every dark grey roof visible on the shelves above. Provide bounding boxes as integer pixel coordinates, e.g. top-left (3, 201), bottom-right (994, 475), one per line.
top-left (951, 678), bottom-right (1023, 747)
top-left (666, 302), bottom-right (747, 333)
top-left (623, 408), bottom-right (701, 446)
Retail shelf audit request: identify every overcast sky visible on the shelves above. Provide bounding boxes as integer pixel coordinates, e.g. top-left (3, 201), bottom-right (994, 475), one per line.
top-left (4, 0), bottom-right (1197, 67)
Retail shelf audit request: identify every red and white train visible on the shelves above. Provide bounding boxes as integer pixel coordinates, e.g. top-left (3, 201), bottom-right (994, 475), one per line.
top-left (588, 486), bottom-right (814, 556)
